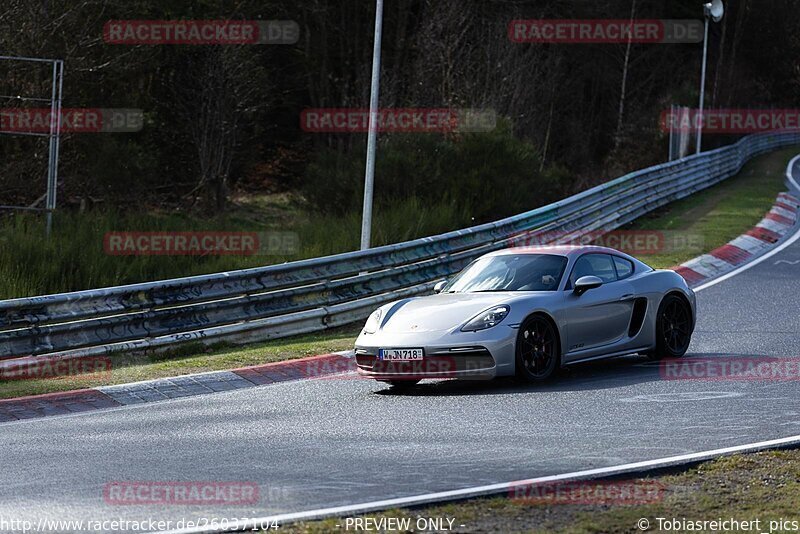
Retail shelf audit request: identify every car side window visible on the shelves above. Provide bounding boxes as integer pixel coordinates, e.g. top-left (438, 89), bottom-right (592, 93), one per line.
top-left (613, 256), bottom-right (634, 280)
top-left (568, 254), bottom-right (617, 288)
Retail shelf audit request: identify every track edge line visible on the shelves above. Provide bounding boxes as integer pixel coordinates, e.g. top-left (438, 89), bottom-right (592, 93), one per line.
top-left (159, 434), bottom-right (800, 533)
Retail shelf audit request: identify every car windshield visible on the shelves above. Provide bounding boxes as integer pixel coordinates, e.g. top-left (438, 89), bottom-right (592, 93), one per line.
top-left (444, 254), bottom-right (568, 293)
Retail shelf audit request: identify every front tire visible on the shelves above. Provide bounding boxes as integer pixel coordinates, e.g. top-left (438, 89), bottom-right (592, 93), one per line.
top-left (515, 314), bottom-right (560, 382)
top-left (651, 294), bottom-right (692, 359)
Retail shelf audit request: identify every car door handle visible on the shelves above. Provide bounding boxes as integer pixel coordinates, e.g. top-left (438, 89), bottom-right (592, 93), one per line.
top-left (619, 294), bottom-right (635, 302)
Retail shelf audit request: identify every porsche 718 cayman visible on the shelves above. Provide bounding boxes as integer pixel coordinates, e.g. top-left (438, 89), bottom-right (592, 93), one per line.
top-left (354, 245), bottom-right (696, 387)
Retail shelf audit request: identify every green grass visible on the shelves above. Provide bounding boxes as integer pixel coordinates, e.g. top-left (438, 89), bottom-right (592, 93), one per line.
top-left (0, 196), bottom-right (470, 299)
top-left (624, 146), bottom-right (800, 269)
top-left (284, 449), bottom-right (800, 533)
top-left (0, 325), bottom-right (360, 400)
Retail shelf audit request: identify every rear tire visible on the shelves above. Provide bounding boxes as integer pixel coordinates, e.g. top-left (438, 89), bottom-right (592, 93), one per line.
top-left (515, 314), bottom-right (560, 382)
top-left (651, 294), bottom-right (692, 359)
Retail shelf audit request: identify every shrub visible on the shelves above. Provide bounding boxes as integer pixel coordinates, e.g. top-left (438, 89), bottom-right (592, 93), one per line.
top-left (301, 118), bottom-right (562, 223)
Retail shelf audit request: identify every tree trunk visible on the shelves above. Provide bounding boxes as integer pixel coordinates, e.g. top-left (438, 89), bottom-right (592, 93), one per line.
top-left (613, 0), bottom-right (637, 152)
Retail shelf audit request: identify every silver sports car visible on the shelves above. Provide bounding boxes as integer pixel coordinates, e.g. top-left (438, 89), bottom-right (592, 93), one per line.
top-left (354, 245), bottom-right (696, 387)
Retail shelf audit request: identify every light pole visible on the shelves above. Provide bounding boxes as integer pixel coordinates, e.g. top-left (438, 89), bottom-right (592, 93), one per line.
top-left (696, 0), bottom-right (724, 154)
top-left (360, 0), bottom-right (384, 250)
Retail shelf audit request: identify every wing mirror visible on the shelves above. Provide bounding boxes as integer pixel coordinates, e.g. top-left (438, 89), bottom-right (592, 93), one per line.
top-left (573, 275), bottom-right (603, 296)
top-left (433, 280), bottom-right (448, 293)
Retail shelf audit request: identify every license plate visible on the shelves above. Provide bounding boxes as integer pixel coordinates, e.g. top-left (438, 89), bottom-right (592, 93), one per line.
top-left (379, 348), bottom-right (424, 361)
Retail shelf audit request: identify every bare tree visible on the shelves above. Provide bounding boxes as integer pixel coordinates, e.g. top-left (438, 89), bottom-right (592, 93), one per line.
top-left (171, 46), bottom-right (269, 211)
top-left (613, 0), bottom-right (636, 152)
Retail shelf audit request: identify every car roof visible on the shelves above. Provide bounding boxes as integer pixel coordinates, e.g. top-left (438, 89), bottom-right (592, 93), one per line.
top-left (488, 245), bottom-right (630, 258)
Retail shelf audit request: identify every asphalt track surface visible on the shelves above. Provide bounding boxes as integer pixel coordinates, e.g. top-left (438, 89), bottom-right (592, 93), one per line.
top-left (2, 189), bottom-right (800, 532)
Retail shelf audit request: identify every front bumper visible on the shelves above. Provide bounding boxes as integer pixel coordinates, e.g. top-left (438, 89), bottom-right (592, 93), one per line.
top-left (354, 326), bottom-right (518, 380)
top-left (355, 347), bottom-right (497, 380)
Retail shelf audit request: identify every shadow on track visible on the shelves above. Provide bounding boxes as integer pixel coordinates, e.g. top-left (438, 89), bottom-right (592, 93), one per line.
top-left (373, 352), bottom-right (772, 397)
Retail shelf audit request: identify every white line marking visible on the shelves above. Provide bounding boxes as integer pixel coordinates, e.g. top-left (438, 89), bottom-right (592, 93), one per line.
top-left (161, 433), bottom-right (800, 533)
top-left (694, 154), bottom-right (800, 292)
top-left (787, 154), bottom-right (800, 191)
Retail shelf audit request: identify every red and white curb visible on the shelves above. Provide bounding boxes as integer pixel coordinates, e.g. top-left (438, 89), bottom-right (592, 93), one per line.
top-left (0, 351), bottom-right (355, 423)
top-left (674, 192), bottom-right (800, 287)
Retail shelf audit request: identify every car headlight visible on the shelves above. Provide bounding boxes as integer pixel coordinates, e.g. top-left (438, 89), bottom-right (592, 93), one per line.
top-left (461, 305), bottom-right (509, 332)
top-left (363, 308), bottom-right (383, 334)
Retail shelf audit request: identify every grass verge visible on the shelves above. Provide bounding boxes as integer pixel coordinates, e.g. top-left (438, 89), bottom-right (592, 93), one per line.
top-left (624, 146), bottom-right (800, 269)
top-left (0, 325), bottom-right (360, 400)
top-left (284, 449), bottom-right (800, 533)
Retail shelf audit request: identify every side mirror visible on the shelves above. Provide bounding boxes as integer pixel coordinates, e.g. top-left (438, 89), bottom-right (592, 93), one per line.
top-left (573, 275), bottom-right (603, 296)
top-left (433, 280), bottom-right (448, 294)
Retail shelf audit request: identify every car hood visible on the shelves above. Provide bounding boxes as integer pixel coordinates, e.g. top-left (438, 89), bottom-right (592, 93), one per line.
top-left (379, 292), bottom-right (520, 334)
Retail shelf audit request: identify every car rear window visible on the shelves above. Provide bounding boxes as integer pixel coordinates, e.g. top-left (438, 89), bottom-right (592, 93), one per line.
top-left (613, 256), bottom-right (634, 280)
top-left (569, 254), bottom-right (617, 287)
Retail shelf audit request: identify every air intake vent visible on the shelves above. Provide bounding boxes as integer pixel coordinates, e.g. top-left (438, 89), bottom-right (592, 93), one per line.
top-left (628, 298), bottom-right (648, 337)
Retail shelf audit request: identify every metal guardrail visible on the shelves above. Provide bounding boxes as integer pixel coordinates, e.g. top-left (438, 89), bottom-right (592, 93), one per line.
top-left (1, 131), bottom-right (799, 363)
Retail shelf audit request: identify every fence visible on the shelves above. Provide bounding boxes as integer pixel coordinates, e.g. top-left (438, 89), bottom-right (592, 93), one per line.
top-left (1, 131), bottom-right (798, 364)
top-left (0, 56), bottom-right (64, 236)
